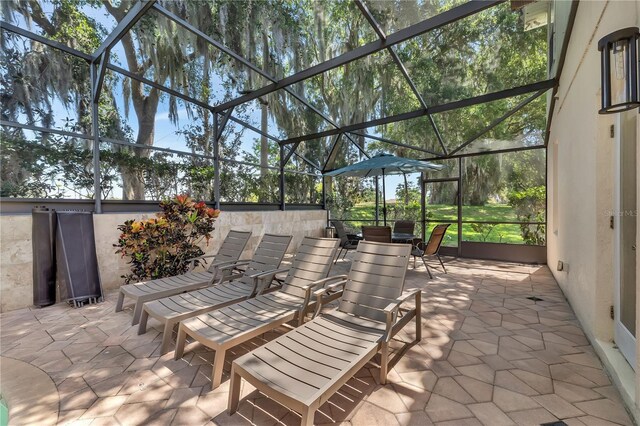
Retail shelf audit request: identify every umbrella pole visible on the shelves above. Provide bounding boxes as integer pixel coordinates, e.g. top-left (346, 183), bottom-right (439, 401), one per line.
top-left (382, 168), bottom-right (387, 226)
top-left (375, 177), bottom-right (379, 226)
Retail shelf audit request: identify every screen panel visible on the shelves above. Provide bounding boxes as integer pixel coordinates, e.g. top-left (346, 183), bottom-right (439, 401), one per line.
top-left (1, 125), bottom-right (94, 199)
top-left (396, 2), bottom-right (548, 106)
top-left (1, 31), bottom-right (92, 135)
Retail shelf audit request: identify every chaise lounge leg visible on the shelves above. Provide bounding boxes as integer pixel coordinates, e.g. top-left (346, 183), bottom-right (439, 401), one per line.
top-left (415, 291), bottom-right (422, 342)
top-left (137, 309), bottom-right (149, 335)
top-left (131, 300), bottom-right (144, 326)
top-left (380, 343), bottom-right (389, 385)
top-left (301, 407), bottom-right (315, 426)
top-left (174, 324), bottom-right (187, 360)
top-left (160, 321), bottom-right (175, 354)
top-left (211, 348), bottom-right (227, 389)
top-left (228, 367), bottom-right (241, 415)
top-left (115, 291), bottom-right (125, 312)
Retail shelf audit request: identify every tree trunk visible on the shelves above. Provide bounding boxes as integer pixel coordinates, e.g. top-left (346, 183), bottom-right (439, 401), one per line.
top-left (404, 173), bottom-right (409, 205)
top-left (122, 109), bottom-right (155, 200)
top-left (115, 25), bottom-right (160, 200)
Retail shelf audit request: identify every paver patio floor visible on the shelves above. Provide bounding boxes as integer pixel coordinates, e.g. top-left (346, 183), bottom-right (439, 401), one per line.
top-left (0, 258), bottom-right (634, 425)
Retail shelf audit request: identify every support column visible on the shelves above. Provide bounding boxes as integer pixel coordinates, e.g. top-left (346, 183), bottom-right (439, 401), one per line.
top-left (213, 112), bottom-right (220, 209)
top-left (421, 172), bottom-right (426, 241)
top-left (458, 157), bottom-right (463, 257)
top-left (90, 62), bottom-right (103, 214)
top-left (375, 177), bottom-right (380, 226)
top-left (322, 176), bottom-right (327, 210)
top-left (213, 107), bottom-right (235, 209)
top-left (279, 144), bottom-right (286, 210)
top-left (382, 169), bottom-right (387, 226)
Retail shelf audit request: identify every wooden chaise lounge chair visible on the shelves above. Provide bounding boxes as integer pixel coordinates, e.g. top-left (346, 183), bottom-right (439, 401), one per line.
top-left (116, 230), bottom-right (252, 325)
top-left (137, 234), bottom-right (293, 354)
top-left (228, 241), bottom-right (421, 426)
top-left (174, 237), bottom-right (342, 389)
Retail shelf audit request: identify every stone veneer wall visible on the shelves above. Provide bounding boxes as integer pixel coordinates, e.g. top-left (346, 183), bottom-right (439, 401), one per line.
top-left (0, 209), bottom-right (326, 312)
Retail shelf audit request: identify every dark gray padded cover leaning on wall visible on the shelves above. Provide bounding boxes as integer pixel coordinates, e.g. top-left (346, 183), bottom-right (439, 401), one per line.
top-left (56, 211), bottom-right (103, 306)
top-left (32, 207), bottom-right (57, 307)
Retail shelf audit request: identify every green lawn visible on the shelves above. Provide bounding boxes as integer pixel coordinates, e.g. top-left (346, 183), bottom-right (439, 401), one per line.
top-left (334, 202), bottom-right (544, 245)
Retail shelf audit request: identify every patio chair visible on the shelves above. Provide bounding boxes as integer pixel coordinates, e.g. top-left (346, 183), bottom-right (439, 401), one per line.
top-left (174, 237), bottom-right (342, 388)
top-left (331, 220), bottom-right (360, 263)
top-left (115, 230), bottom-right (252, 325)
top-left (393, 220), bottom-right (415, 235)
top-left (412, 223), bottom-right (450, 278)
top-left (227, 241), bottom-right (420, 426)
top-left (362, 225), bottom-right (392, 243)
top-left (137, 234), bottom-right (293, 354)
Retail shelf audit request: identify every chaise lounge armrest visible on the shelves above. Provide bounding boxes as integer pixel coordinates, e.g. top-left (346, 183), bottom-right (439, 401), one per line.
top-left (217, 260), bottom-right (250, 270)
top-left (383, 289), bottom-right (422, 341)
top-left (211, 260), bottom-right (251, 284)
top-left (311, 275), bottom-right (349, 318)
top-left (247, 267), bottom-right (291, 296)
top-left (187, 254), bottom-right (220, 270)
top-left (188, 255), bottom-right (245, 268)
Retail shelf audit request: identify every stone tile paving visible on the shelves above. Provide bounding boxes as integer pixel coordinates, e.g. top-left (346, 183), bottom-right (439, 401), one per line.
top-left (0, 258), bottom-right (634, 425)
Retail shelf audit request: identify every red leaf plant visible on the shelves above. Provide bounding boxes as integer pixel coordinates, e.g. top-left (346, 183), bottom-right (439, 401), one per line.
top-left (114, 194), bottom-right (220, 284)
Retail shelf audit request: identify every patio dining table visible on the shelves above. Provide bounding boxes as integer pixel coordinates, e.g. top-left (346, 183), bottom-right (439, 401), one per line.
top-left (391, 232), bottom-right (419, 243)
top-left (356, 231), bottom-right (418, 244)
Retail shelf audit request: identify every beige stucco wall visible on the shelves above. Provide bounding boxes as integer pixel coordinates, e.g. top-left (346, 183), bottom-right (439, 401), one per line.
top-left (0, 209), bottom-right (326, 313)
top-left (547, 0), bottom-right (640, 418)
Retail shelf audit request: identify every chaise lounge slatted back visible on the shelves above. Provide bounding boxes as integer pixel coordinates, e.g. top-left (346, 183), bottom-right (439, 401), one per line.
top-left (228, 241), bottom-right (420, 426)
top-left (205, 230), bottom-right (253, 272)
top-left (232, 233), bottom-right (293, 293)
top-left (336, 240), bottom-right (412, 324)
top-left (173, 237), bottom-right (341, 388)
top-left (115, 229), bottom-right (251, 325)
top-left (138, 233), bottom-right (293, 354)
top-left (279, 237), bottom-right (340, 300)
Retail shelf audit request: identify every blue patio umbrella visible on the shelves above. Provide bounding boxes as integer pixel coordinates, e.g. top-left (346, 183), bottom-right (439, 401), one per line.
top-left (324, 153), bottom-right (442, 225)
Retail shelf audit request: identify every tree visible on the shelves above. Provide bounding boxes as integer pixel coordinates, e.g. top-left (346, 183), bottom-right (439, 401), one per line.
top-left (462, 155), bottom-right (503, 205)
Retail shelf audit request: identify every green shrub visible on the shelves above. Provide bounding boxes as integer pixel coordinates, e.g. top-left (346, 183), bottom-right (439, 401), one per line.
top-left (114, 194), bottom-right (220, 284)
top-left (470, 223), bottom-right (496, 242)
top-left (508, 186), bottom-right (546, 245)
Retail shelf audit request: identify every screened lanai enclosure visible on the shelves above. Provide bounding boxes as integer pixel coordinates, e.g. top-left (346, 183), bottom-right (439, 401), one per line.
top-left (0, 0), bottom-right (576, 260)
